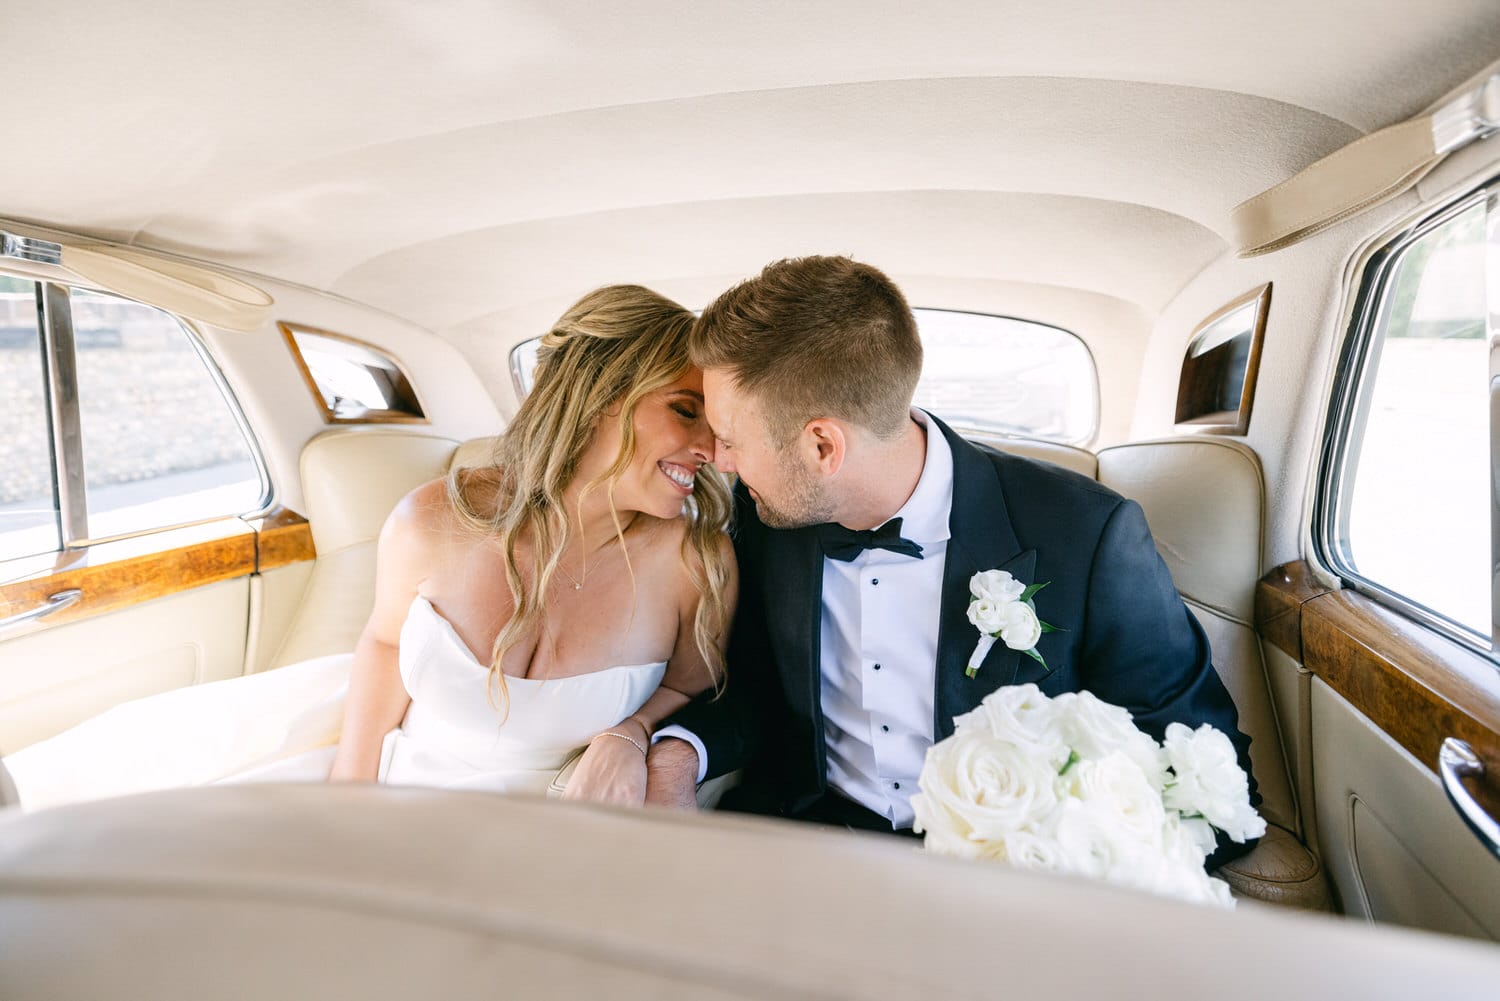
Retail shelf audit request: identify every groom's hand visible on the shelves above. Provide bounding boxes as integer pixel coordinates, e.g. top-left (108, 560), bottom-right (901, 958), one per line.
top-left (644, 737), bottom-right (699, 810)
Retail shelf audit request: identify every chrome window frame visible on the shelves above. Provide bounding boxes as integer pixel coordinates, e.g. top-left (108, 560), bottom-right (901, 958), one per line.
top-left (1314, 182), bottom-right (1497, 662)
top-left (0, 262), bottom-right (274, 550)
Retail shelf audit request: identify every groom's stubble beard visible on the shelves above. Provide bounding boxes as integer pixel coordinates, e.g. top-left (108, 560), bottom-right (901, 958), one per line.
top-left (751, 445), bottom-right (837, 529)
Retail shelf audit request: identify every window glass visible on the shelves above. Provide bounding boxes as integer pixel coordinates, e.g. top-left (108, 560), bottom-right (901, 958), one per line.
top-left (71, 288), bottom-right (265, 539)
top-left (282, 324), bottom-right (424, 421)
top-left (911, 309), bottom-right (1097, 443)
top-left (1335, 200), bottom-right (1489, 637)
top-left (510, 336), bottom-right (543, 399)
top-left (509, 308), bottom-right (1099, 445)
top-left (0, 275), bottom-right (59, 560)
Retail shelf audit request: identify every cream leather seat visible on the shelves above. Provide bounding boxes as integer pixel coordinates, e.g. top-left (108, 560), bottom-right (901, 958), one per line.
top-left (962, 434), bottom-right (1323, 907)
top-left (269, 428), bottom-right (461, 668)
top-left (1095, 437), bottom-right (1326, 908)
top-left (269, 429), bottom-right (1322, 905)
top-left (1, 785), bottom-right (1495, 1001)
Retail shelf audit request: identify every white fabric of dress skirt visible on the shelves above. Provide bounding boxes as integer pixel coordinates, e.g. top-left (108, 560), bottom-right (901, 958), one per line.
top-left (8, 595), bottom-right (666, 811)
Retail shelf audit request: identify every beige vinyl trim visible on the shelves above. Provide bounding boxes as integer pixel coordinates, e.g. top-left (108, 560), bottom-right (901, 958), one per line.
top-left (1232, 62), bottom-right (1500, 257)
top-left (56, 244), bottom-right (273, 332)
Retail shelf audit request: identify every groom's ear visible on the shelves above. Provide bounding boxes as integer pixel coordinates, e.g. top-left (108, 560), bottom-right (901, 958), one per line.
top-left (803, 418), bottom-right (846, 476)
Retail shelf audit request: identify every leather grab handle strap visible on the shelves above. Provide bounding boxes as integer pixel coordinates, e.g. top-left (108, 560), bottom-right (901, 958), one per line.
top-left (1232, 68), bottom-right (1500, 257)
top-left (1438, 737), bottom-right (1500, 862)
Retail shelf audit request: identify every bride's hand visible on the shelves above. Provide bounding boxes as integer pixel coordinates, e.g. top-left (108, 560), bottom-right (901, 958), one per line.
top-left (561, 724), bottom-right (650, 806)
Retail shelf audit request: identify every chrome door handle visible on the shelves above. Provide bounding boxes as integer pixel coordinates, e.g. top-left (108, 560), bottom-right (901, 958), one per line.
top-left (0, 589), bottom-right (83, 633)
top-left (1439, 737), bottom-right (1500, 860)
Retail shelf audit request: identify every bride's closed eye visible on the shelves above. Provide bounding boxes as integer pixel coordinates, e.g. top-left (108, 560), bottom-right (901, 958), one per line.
top-left (671, 403), bottom-right (701, 421)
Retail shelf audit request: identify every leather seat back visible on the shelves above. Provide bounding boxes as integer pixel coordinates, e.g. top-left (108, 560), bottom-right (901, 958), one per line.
top-left (270, 429), bottom-right (459, 668)
top-left (271, 428), bottom-right (1295, 833)
top-left (2, 785), bottom-right (1495, 999)
top-left (1095, 437), bottom-right (1296, 834)
top-left (966, 430), bottom-right (1098, 479)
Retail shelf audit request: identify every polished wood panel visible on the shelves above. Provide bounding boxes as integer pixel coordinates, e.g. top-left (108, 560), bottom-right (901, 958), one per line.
top-left (1255, 562), bottom-right (1334, 661)
top-left (0, 518), bottom-right (256, 635)
top-left (1301, 590), bottom-right (1500, 818)
top-left (245, 506), bottom-right (316, 572)
top-left (1175, 283), bottom-right (1270, 435)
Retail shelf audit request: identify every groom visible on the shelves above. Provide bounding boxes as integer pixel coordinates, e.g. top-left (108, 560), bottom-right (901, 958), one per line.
top-left (648, 256), bottom-right (1258, 866)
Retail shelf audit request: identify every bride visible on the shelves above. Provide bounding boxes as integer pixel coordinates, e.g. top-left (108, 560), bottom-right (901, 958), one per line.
top-left (7, 285), bottom-right (737, 808)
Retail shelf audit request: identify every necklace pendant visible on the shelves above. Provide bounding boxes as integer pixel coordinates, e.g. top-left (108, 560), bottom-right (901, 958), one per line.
top-left (574, 582), bottom-right (582, 590)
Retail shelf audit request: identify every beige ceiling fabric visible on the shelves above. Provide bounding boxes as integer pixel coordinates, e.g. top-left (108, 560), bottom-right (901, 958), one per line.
top-left (59, 245), bottom-right (274, 332)
top-left (1232, 62), bottom-right (1500, 257)
top-left (3, 2), bottom-right (1500, 356)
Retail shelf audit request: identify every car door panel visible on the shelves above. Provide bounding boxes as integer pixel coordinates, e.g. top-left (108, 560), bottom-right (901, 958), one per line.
top-left (1258, 563), bottom-right (1500, 941)
top-left (1314, 679), bottom-right (1500, 939)
top-left (0, 577), bottom-right (250, 754)
top-left (0, 508), bottom-right (316, 753)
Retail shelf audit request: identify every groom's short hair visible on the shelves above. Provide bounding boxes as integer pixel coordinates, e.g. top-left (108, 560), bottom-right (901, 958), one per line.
top-left (690, 256), bottom-right (922, 443)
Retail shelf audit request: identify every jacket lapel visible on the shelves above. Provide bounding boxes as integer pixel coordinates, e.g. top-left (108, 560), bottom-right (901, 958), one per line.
top-left (931, 417), bottom-right (1033, 740)
top-left (762, 523), bottom-right (826, 763)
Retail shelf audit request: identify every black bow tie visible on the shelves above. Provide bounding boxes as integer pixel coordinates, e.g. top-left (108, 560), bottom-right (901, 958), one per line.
top-left (816, 517), bottom-right (924, 562)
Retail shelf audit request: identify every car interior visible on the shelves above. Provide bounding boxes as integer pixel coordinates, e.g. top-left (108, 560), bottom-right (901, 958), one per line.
top-left (2, 3), bottom-right (1500, 997)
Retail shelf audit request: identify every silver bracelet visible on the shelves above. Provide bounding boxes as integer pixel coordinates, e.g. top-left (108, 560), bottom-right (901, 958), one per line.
top-left (595, 730), bottom-right (647, 757)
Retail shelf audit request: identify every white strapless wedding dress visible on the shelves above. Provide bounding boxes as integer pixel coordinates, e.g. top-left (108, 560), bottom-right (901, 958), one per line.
top-left (7, 595), bottom-right (665, 811)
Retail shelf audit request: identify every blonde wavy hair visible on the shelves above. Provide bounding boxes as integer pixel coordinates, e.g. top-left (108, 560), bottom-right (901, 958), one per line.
top-left (446, 285), bottom-right (733, 719)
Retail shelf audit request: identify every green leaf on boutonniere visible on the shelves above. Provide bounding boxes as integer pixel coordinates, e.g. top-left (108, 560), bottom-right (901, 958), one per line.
top-left (1020, 581), bottom-right (1049, 602)
top-left (1022, 646), bottom-right (1050, 672)
top-left (1038, 621), bottom-right (1062, 634)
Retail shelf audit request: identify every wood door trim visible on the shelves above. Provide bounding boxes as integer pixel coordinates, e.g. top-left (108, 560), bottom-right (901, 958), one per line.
top-left (1, 507), bottom-right (317, 636)
top-left (245, 506), bottom-right (317, 572)
top-left (1257, 560), bottom-right (1500, 816)
top-left (1255, 562), bottom-right (1333, 661)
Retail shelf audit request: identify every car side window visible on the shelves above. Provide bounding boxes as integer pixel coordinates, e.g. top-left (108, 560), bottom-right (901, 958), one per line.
top-left (0, 274), bottom-right (269, 557)
top-left (68, 288), bottom-right (267, 540)
top-left (1323, 195), bottom-right (1490, 642)
top-left (0, 275), bottom-right (60, 561)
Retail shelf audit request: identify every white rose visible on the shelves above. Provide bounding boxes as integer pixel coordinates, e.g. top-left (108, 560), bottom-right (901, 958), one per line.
top-left (1162, 723), bottom-right (1266, 842)
top-left (971, 569), bottom-right (1025, 603)
top-left (953, 684), bottom-right (1069, 767)
top-left (1052, 692), bottom-right (1166, 789)
top-left (1116, 846), bottom-right (1236, 909)
top-left (1049, 798), bottom-right (1133, 880)
top-left (913, 727), bottom-right (1062, 849)
top-left (966, 596), bottom-right (1006, 635)
top-left (996, 829), bottom-right (1068, 872)
top-left (1062, 752), bottom-right (1168, 847)
top-left (997, 600), bottom-right (1042, 651)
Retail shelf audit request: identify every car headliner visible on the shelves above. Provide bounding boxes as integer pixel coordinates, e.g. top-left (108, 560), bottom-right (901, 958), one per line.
top-left (4, 1), bottom-right (1500, 379)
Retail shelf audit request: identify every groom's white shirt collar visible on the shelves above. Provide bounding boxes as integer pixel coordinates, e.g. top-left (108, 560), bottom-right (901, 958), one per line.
top-left (884, 408), bottom-right (952, 550)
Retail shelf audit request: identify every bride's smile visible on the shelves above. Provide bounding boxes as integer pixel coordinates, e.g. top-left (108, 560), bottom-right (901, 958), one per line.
top-left (578, 368), bottom-right (716, 522)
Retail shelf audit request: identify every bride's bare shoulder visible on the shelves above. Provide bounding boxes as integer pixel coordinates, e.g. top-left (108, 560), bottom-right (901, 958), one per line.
top-left (386, 470), bottom-right (502, 543)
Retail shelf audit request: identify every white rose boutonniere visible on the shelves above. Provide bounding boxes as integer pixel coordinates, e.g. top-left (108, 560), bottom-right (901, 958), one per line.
top-left (965, 569), bottom-right (1059, 678)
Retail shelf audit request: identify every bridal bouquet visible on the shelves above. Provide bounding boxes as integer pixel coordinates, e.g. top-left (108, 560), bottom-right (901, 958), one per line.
top-left (911, 684), bottom-right (1264, 908)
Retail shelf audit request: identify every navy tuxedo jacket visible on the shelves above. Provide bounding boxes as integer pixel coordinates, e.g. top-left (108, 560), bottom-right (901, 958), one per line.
top-left (670, 416), bottom-right (1258, 847)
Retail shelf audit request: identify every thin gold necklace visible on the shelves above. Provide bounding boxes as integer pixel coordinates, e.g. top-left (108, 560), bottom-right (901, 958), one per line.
top-left (555, 559), bottom-right (585, 591)
top-left (556, 512), bottom-right (638, 591)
